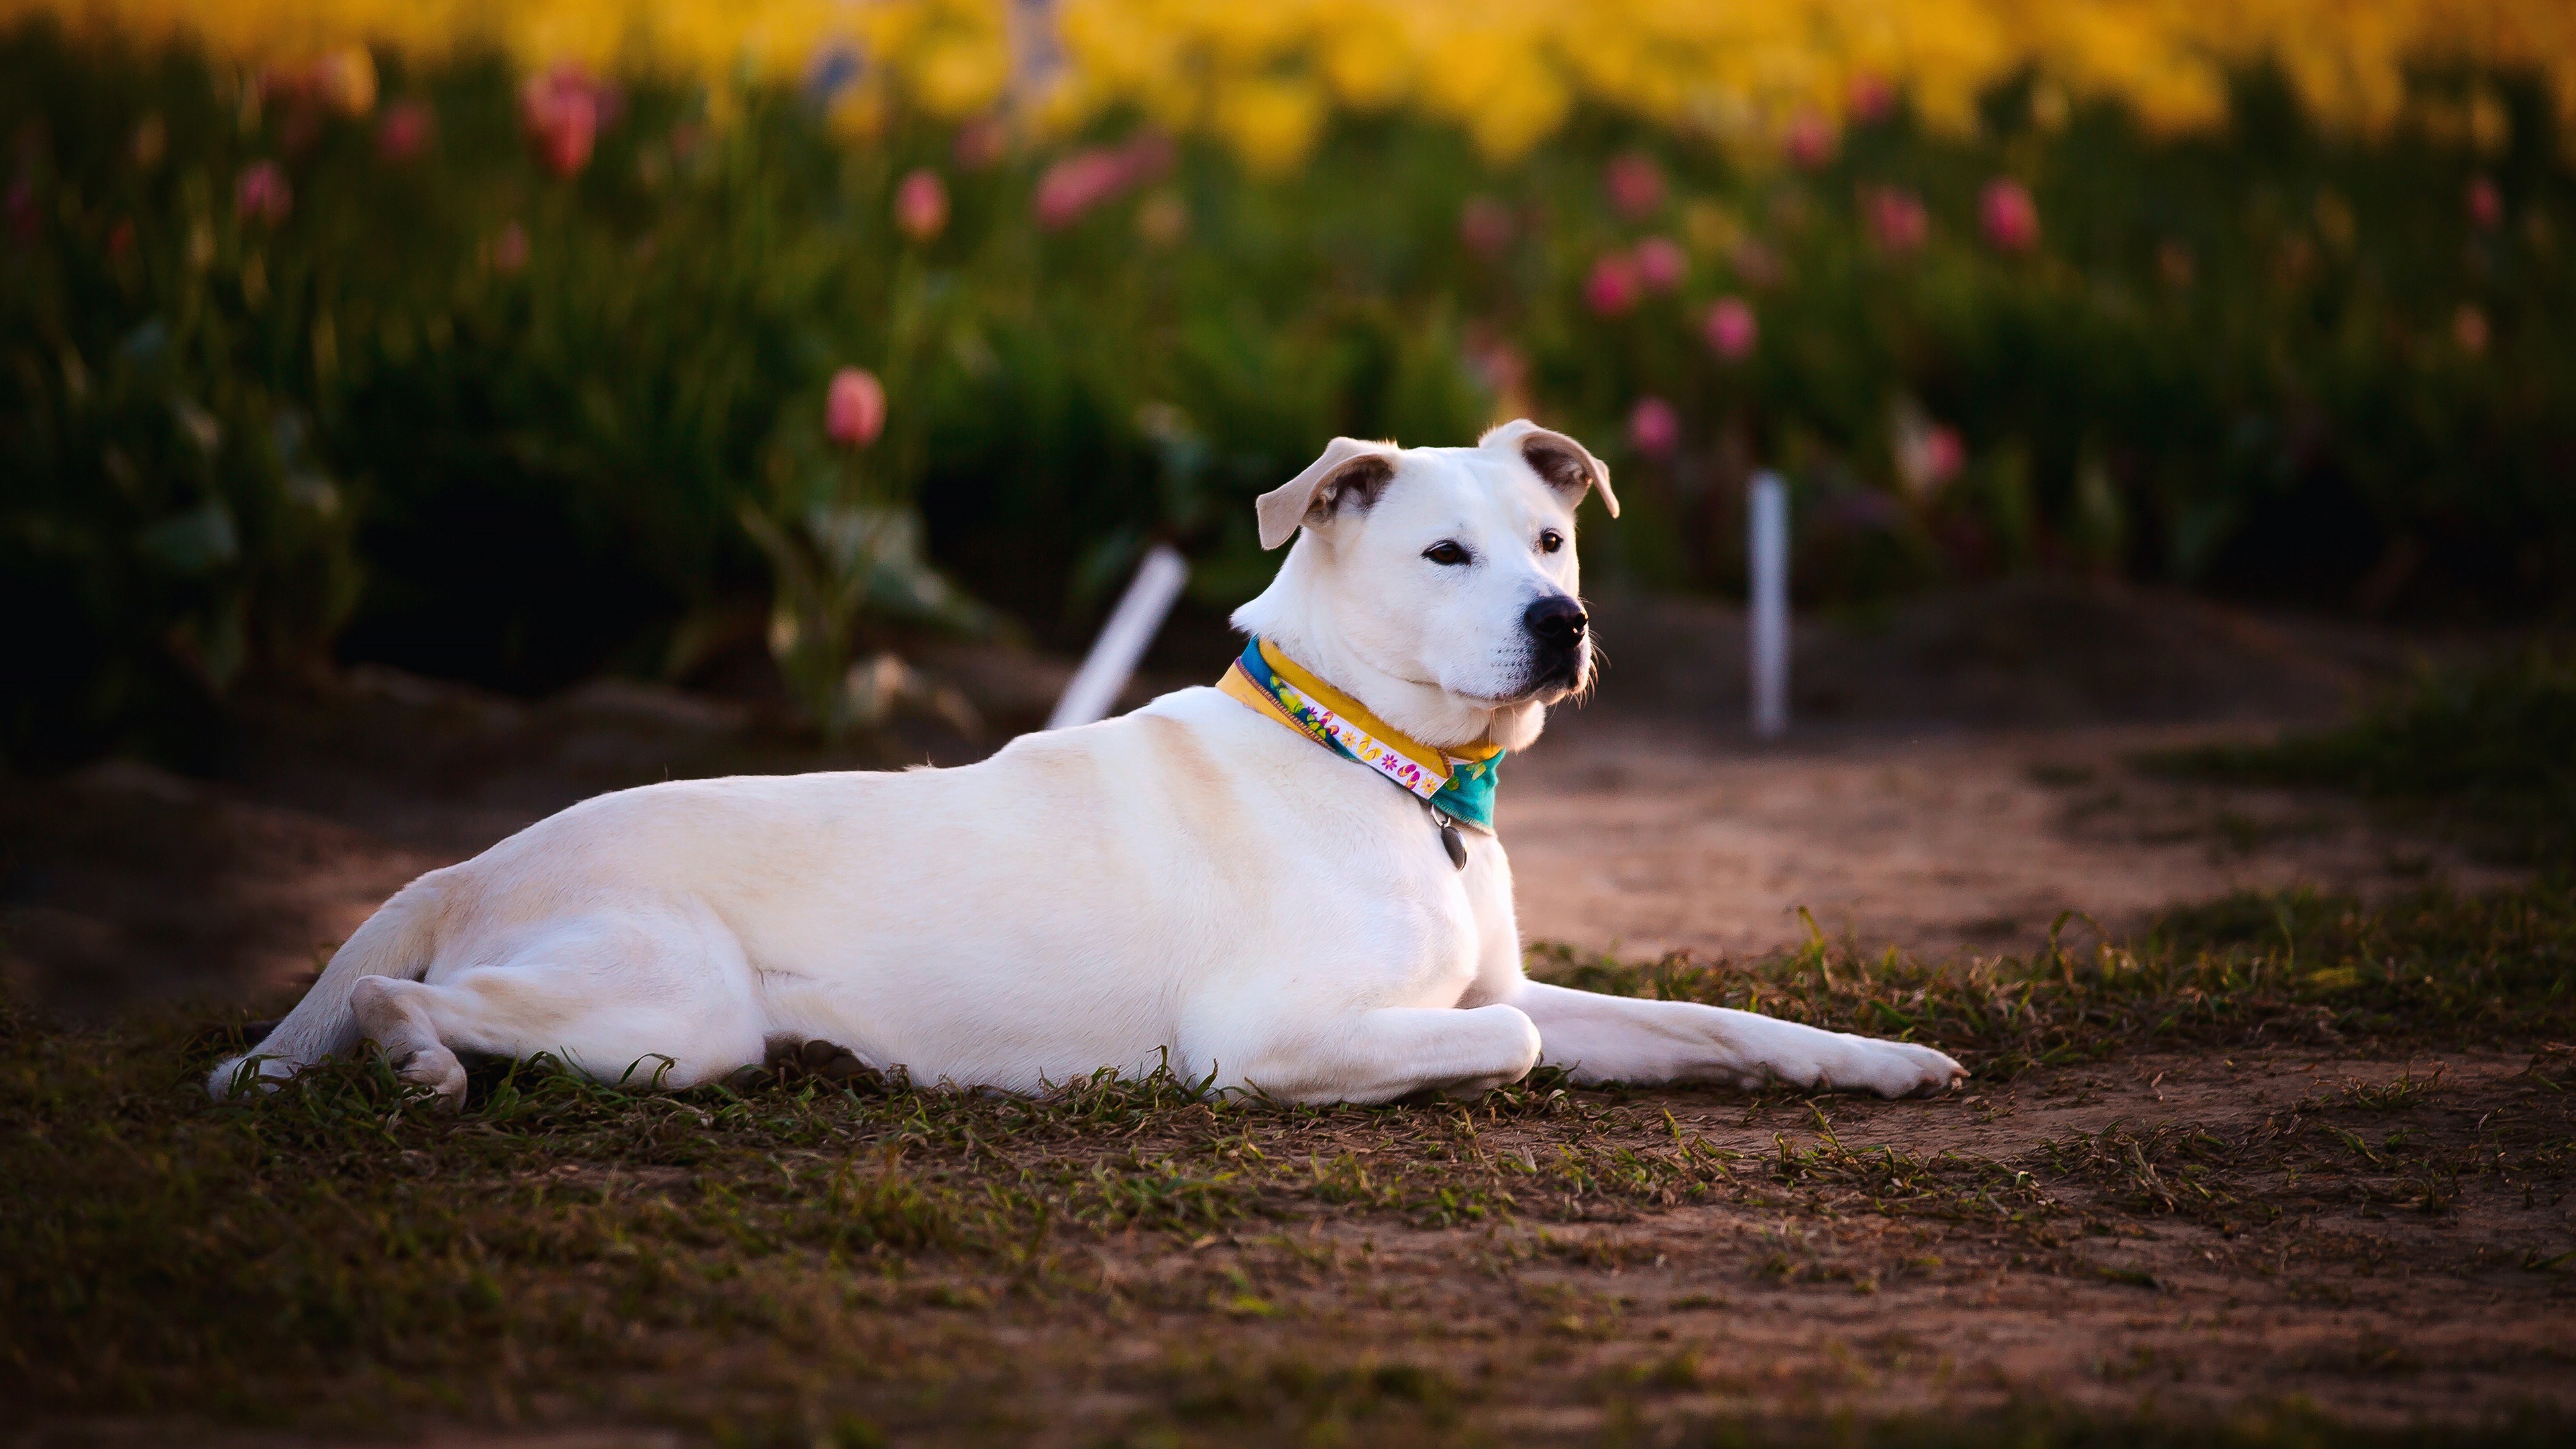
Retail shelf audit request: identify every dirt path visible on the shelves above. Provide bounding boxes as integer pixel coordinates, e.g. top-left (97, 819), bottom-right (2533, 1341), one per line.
top-left (1507, 717), bottom-right (2520, 963)
top-left (1175, 1051), bottom-right (2576, 1438)
top-left (1499, 581), bottom-right (2514, 962)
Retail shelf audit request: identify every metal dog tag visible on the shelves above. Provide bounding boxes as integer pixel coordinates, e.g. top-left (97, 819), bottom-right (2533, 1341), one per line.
top-left (1430, 806), bottom-right (1467, 870)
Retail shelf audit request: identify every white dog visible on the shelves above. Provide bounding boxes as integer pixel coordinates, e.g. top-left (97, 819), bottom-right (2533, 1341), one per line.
top-left (211, 421), bottom-right (1965, 1106)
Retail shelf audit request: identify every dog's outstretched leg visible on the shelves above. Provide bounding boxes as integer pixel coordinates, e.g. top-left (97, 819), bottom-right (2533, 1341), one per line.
top-left (1510, 981), bottom-right (1966, 1097)
top-left (1212, 1004), bottom-right (1543, 1104)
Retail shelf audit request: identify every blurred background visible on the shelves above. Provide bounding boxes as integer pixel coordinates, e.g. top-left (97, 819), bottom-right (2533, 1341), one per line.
top-left (3, 1), bottom-right (2573, 1012)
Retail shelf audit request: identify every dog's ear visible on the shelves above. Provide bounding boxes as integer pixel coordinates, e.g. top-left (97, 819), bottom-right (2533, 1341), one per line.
top-left (1253, 437), bottom-right (1401, 549)
top-left (1479, 419), bottom-right (1619, 519)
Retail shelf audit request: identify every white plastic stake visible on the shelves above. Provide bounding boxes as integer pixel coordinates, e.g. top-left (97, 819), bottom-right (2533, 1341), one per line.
top-left (1748, 472), bottom-right (1789, 738)
top-left (1046, 545), bottom-right (1190, 730)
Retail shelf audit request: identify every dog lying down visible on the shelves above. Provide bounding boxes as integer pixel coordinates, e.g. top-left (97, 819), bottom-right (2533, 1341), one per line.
top-left (211, 421), bottom-right (1966, 1107)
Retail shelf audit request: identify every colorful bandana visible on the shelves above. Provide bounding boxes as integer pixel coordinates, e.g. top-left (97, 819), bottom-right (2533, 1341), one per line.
top-left (1217, 637), bottom-right (1505, 831)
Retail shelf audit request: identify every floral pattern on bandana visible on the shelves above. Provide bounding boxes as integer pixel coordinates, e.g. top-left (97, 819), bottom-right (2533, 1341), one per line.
top-left (1269, 678), bottom-right (1438, 798)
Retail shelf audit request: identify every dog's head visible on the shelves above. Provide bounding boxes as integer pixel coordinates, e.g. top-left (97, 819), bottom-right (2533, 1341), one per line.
top-left (1230, 419), bottom-right (1617, 753)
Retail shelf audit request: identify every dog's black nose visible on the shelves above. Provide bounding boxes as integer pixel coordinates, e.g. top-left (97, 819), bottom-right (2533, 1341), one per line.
top-left (1523, 594), bottom-right (1589, 648)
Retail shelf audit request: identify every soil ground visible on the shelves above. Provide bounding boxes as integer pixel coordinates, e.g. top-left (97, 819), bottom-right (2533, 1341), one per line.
top-left (5, 579), bottom-right (2568, 1444)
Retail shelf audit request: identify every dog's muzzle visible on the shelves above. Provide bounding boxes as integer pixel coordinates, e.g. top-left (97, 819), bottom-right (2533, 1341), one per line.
top-left (1521, 594), bottom-right (1589, 690)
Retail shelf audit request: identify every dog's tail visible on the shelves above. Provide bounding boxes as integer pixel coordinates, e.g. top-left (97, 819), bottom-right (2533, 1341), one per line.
top-left (206, 876), bottom-right (447, 1097)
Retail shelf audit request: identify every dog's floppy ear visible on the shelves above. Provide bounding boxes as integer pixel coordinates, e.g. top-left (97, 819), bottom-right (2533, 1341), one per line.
top-left (1479, 419), bottom-right (1619, 519)
top-left (1253, 437), bottom-right (1401, 549)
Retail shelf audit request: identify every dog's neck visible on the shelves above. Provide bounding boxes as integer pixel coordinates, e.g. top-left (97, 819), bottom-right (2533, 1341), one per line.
top-left (1231, 563), bottom-right (1548, 755)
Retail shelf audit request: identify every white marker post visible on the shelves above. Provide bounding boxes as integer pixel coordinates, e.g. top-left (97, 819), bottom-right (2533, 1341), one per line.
top-left (1748, 471), bottom-right (1789, 738)
top-left (1046, 544), bottom-right (1190, 731)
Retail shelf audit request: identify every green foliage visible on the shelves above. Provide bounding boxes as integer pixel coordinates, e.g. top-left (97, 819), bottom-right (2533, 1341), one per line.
top-left (6, 25), bottom-right (2574, 765)
top-left (2150, 647), bottom-right (2576, 867)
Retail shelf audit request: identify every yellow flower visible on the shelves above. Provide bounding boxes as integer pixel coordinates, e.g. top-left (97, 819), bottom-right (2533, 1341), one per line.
top-left (1215, 73), bottom-right (1326, 173)
top-left (15, 0), bottom-right (2576, 162)
top-left (914, 35), bottom-right (1009, 116)
top-left (312, 45), bottom-right (376, 115)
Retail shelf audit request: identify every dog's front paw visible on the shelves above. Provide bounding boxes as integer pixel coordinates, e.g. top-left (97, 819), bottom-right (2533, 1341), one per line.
top-left (1845, 1038), bottom-right (1968, 1098)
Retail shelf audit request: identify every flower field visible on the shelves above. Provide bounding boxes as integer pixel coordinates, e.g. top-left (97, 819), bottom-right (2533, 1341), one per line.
top-left (3, 1), bottom-right (2573, 764)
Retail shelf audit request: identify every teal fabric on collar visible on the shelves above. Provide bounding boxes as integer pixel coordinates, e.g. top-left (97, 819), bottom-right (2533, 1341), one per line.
top-left (1428, 749), bottom-right (1503, 833)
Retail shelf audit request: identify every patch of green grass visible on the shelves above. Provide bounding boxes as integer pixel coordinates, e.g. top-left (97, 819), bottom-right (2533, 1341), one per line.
top-left (2334, 1065), bottom-right (2448, 1113)
top-left (5, 881), bottom-right (2575, 1441)
top-left (1660, 1403), bottom-right (2576, 1449)
top-left (0, 1009), bottom-right (1747, 1431)
top-left (1146, 1352), bottom-right (1458, 1440)
top-left (2147, 646), bottom-right (2576, 869)
top-left (1113, 1375), bottom-right (2576, 1449)
top-left (1534, 883), bottom-right (2576, 1076)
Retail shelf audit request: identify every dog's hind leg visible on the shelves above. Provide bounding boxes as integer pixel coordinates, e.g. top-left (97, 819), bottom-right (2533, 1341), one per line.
top-left (351, 973), bottom-right (468, 1106)
top-left (354, 904), bottom-right (769, 1108)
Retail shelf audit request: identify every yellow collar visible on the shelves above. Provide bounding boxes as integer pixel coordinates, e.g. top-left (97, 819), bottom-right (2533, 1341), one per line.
top-left (1253, 640), bottom-right (1499, 774)
top-left (1216, 637), bottom-right (1507, 833)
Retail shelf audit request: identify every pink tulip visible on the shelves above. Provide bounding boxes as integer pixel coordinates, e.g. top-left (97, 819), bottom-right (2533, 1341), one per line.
top-left (1034, 152), bottom-right (1118, 229)
top-left (5, 178), bottom-right (36, 243)
top-left (1627, 397), bottom-right (1680, 458)
top-left (1633, 236), bottom-right (1687, 291)
top-left (491, 221), bottom-right (529, 275)
top-left (1121, 133), bottom-right (1176, 183)
top-left (531, 103), bottom-right (592, 178)
top-left (1459, 196), bottom-right (1514, 255)
top-left (234, 160), bottom-right (292, 224)
top-left (953, 117), bottom-right (1009, 170)
top-left (1784, 111), bottom-right (1836, 170)
top-left (1033, 133), bottom-right (1172, 230)
top-left (895, 168), bottom-right (949, 241)
top-left (1704, 296), bottom-right (1758, 360)
top-left (1460, 326), bottom-right (1527, 402)
top-left (826, 368), bottom-right (887, 447)
top-left (1980, 178), bottom-right (2040, 253)
top-left (2157, 240), bottom-right (2195, 288)
top-left (1864, 186), bottom-right (1928, 255)
top-left (1729, 237), bottom-right (1782, 289)
top-left (256, 64), bottom-right (306, 109)
top-left (1604, 153), bottom-right (1664, 220)
top-left (1846, 74), bottom-right (1896, 125)
top-left (2453, 305), bottom-right (2489, 356)
top-left (519, 64), bottom-right (612, 179)
top-left (2466, 175), bottom-right (2504, 231)
top-left (376, 100), bottom-right (433, 163)
top-left (1584, 252), bottom-right (1640, 316)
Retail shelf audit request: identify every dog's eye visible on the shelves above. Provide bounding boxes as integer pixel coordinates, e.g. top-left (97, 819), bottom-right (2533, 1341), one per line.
top-left (1422, 541), bottom-right (1471, 567)
top-left (1538, 529), bottom-right (1564, 554)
